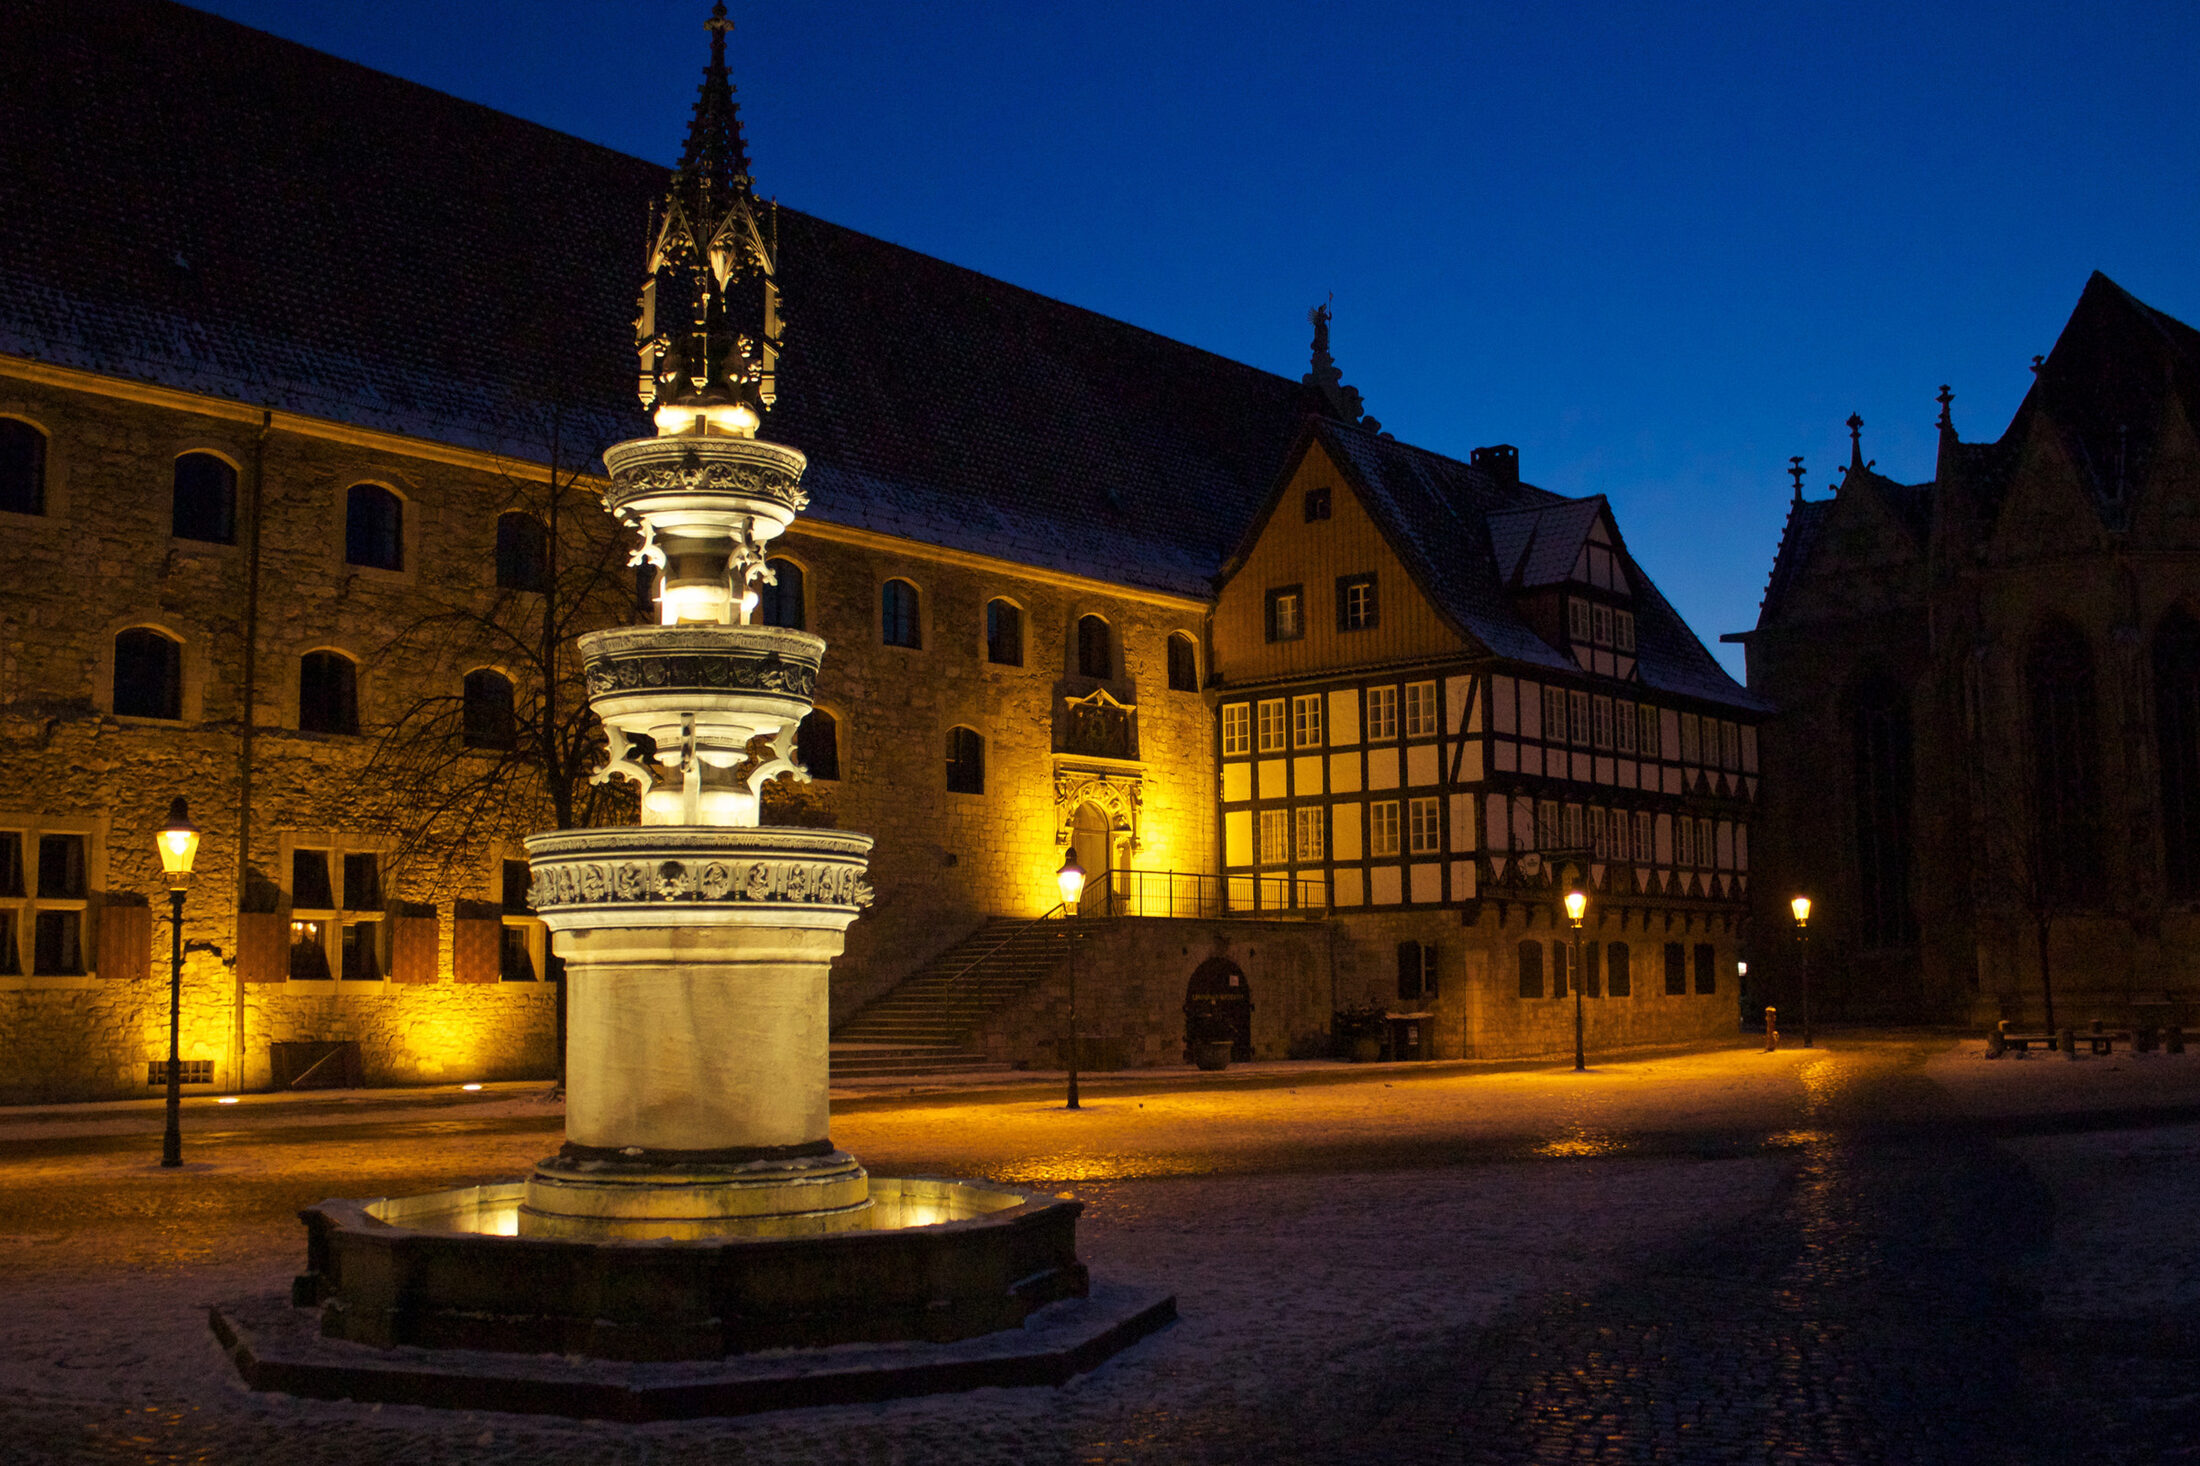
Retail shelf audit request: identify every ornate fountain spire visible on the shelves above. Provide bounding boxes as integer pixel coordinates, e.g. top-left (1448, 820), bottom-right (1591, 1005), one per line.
top-left (635, 2), bottom-right (782, 432)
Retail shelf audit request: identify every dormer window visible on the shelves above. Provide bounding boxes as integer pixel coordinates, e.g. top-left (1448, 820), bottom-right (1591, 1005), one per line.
top-left (1303, 487), bottom-right (1331, 522)
top-left (1614, 609), bottom-right (1636, 653)
top-left (1592, 603), bottom-right (1613, 647)
top-left (1567, 597), bottom-right (1591, 642)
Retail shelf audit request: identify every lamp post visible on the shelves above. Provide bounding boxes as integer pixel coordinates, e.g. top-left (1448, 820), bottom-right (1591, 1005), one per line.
top-left (1056, 850), bottom-right (1086, 1111)
top-left (1790, 895), bottom-right (1813, 1049)
top-left (1565, 886), bottom-right (1588, 1072)
top-left (156, 798), bottom-right (200, 1168)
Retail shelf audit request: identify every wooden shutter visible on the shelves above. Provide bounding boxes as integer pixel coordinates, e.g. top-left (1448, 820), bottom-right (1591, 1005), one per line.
top-left (95, 901), bottom-right (150, 982)
top-left (237, 911), bottom-right (287, 984)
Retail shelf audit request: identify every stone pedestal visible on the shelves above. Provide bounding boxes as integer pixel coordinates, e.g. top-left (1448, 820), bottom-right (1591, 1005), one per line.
top-left (519, 826), bottom-right (874, 1239)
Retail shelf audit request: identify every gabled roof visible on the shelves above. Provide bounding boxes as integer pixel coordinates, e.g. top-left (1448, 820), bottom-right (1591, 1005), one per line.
top-left (1283, 419), bottom-right (1762, 708)
top-left (1753, 496), bottom-right (1833, 629)
top-left (0, 0), bottom-right (1317, 599)
top-left (1994, 271), bottom-right (2200, 529)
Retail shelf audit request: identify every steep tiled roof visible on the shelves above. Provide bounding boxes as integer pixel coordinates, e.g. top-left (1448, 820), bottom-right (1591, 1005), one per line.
top-left (0, 0), bottom-right (1758, 713)
top-left (1315, 421), bottom-right (1763, 709)
top-left (1486, 498), bottom-right (1608, 588)
top-left (0, 0), bottom-right (1313, 599)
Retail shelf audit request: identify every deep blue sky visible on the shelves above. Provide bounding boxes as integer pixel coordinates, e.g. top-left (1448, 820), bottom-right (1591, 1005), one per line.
top-left (193, 0), bottom-right (2200, 678)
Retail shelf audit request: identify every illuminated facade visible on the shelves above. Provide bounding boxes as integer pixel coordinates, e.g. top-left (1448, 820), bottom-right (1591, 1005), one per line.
top-left (0, 1), bottom-right (1754, 1096)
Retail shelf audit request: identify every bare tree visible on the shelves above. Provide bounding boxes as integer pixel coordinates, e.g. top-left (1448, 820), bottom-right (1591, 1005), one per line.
top-left (357, 409), bottom-right (639, 889)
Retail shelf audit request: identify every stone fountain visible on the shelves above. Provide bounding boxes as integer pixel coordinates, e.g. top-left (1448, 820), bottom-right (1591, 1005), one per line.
top-left (214, 9), bottom-right (1169, 1415)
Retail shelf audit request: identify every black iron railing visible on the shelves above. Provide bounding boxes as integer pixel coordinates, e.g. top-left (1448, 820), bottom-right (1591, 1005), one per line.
top-left (1075, 869), bottom-right (1330, 918)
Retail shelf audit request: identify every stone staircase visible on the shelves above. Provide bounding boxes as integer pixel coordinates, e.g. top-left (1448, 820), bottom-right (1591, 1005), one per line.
top-left (828, 916), bottom-right (1080, 1080)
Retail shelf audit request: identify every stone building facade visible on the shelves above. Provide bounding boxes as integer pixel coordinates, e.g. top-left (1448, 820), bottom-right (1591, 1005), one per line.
top-left (0, 0), bottom-right (1753, 1098)
top-left (1738, 275), bottom-right (2200, 1028)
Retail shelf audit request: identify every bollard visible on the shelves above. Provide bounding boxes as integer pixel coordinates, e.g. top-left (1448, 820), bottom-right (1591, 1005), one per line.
top-left (1987, 1021), bottom-right (2007, 1059)
top-left (2061, 1027), bottom-right (2078, 1060)
top-left (1764, 1006), bottom-right (1778, 1052)
top-left (2171, 1025), bottom-right (2187, 1055)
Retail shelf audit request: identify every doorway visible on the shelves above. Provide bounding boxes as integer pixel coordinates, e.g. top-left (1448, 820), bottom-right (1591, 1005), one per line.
top-left (1070, 802), bottom-right (1115, 915)
top-left (1183, 957), bottom-right (1253, 1062)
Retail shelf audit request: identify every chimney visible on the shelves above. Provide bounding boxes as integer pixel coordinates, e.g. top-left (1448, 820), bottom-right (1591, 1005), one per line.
top-left (1471, 444), bottom-right (1519, 485)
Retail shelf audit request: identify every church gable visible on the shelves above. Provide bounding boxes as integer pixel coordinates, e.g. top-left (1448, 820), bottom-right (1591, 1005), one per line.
top-left (1988, 412), bottom-right (2114, 564)
top-left (1772, 478), bottom-right (1928, 629)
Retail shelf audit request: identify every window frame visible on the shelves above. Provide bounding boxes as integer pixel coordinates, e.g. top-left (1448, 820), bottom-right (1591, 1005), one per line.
top-left (881, 578), bottom-right (923, 650)
top-left (1265, 584), bottom-right (1305, 643)
top-left (1258, 808), bottom-right (1291, 866)
top-left (1407, 795), bottom-right (1442, 855)
top-left (282, 835), bottom-right (391, 982)
top-left (1303, 486), bottom-right (1332, 522)
top-left (1166, 632), bottom-right (1199, 691)
top-left (797, 707), bottom-right (840, 781)
top-left (1365, 685), bottom-right (1398, 742)
top-left (0, 416), bottom-right (49, 517)
top-left (297, 649), bottom-right (361, 735)
top-left (112, 626), bottom-right (184, 722)
top-left (1404, 680), bottom-right (1439, 739)
top-left (461, 667), bottom-right (518, 750)
top-left (945, 725), bottom-right (984, 794)
top-left (1256, 698), bottom-right (1288, 754)
top-left (494, 511), bottom-right (549, 593)
top-left (1221, 703), bottom-right (1252, 757)
top-left (1076, 614), bottom-right (1113, 679)
top-left (984, 598), bottom-right (1023, 667)
top-left (497, 851), bottom-right (547, 982)
top-left (757, 556), bottom-right (806, 630)
top-left (0, 817), bottom-right (101, 977)
top-left (171, 451), bottom-right (238, 545)
top-left (1291, 693), bottom-right (1324, 750)
top-left (1293, 806), bottom-right (1325, 864)
top-left (343, 483), bottom-right (405, 573)
top-left (1369, 800), bottom-right (1402, 858)
top-left (1336, 573), bottom-right (1378, 632)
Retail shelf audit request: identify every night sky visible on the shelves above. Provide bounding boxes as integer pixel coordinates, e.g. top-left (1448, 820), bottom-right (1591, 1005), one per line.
top-left (189, 0), bottom-right (2200, 678)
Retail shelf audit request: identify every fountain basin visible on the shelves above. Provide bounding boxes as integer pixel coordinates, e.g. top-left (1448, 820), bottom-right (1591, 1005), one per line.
top-left (296, 1177), bottom-right (1090, 1361)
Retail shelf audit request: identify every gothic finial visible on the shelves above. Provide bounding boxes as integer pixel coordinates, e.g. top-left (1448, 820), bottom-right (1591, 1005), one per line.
top-left (1936, 384), bottom-right (1954, 434)
top-left (1788, 455), bottom-right (1806, 503)
top-left (1846, 413), bottom-right (1865, 474)
top-left (2031, 354), bottom-right (2045, 375)
top-left (635, 5), bottom-right (780, 430)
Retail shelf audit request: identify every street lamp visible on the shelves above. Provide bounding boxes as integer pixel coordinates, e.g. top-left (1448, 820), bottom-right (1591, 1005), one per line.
top-left (1564, 886), bottom-right (1588, 1072)
top-left (156, 797), bottom-right (200, 1168)
top-left (1056, 850), bottom-right (1086, 1111)
top-left (1790, 895), bottom-right (1813, 1049)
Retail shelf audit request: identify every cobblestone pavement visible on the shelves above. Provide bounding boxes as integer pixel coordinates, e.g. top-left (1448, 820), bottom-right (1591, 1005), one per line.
top-left (3, 1039), bottom-right (2199, 1463)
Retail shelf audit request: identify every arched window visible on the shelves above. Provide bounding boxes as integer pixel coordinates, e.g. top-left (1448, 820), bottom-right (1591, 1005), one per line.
top-left (462, 669), bottom-right (517, 749)
top-left (1849, 671), bottom-right (1918, 948)
top-left (495, 512), bottom-right (547, 591)
top-left (2028, 619), bottom-right (2103, 903)
top-left (985, 598), bottom-right (1022, 666)
top-left (0, 417), bottom-right (45, 516)
top-left (345, 485), bottom-right (402, 570)
top-left (299, 651), bottom-right (359, 734)
top-left (113, 628), bottom-right (182, 720)
top-left (171, 453), bottom-right (235, 543)
top-left (2157, 609), bottom-right (2200, 899)
top-left (798, 708), bottom-right (839, 780)
top-left (946, 726), bottom-right (984, 793)
top-left (1516, 940), bottom-right (1543, 999)
top-left (882, 579), bottom-right (921, 648)
top-left (1167, 632), bottom-right (1199, 691)
top-left (758, 558), bottom-right (805, 629)
top-left (1077, 615), bottom-right (1112, 678)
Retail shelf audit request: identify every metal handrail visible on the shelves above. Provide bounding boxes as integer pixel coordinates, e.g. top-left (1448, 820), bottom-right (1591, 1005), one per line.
top-left (1079, 868), bottom-right (1332, 919)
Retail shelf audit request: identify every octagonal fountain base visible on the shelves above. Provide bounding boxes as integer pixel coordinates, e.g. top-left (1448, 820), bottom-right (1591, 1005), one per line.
top-left (217, 1176), bottom-right (1172, 1418)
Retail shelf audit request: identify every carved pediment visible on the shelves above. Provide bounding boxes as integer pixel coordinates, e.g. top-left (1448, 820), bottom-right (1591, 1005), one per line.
top-left (1057, 687), bottom-right (1138, 761)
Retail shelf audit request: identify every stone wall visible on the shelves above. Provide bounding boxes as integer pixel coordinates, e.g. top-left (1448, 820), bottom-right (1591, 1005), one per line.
top-left (0, 367), bottom-right (1217, 1100)
top-left (970, 908), bottom-right (1740, 1070)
